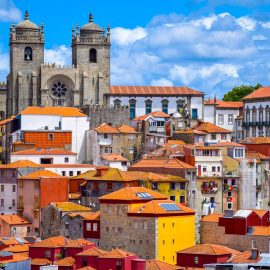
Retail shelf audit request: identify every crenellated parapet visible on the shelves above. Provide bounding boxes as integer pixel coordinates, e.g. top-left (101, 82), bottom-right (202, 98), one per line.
top-left (41, 63), bottom-right (77, 69)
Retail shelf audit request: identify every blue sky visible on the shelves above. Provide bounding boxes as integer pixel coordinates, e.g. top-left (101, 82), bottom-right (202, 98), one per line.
top-left (1, 0), bottom-right (270, 97)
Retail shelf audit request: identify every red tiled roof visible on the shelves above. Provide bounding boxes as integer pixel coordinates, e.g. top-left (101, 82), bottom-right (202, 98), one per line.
top-left (99, 248), bottom-right (135, 258)
top-left (214, 142), bottom-right (245, 147)
top-left (194, 122), bottom-right (232, 133)
top-left (0, 215), bottom-right (31, 225)
top-left (19, 170), bottom-right (63, 180)
top-left (110, 86), bottom-right (203, 96)
top-left (240, 137), bottom-right (270, 144)
top-left (55, 256), bottom-right (75, 267)
top-left (146, 259), bottom-right (179, 270)
top-left (101, 154), bottom-right (129, 162)
top-left (201, 214), bottom-right (222, 222)
top-left (31, 258), bottom-right (51, 266)
top-left (76, 247), bottom-right (107, 257)
top-left (228, 250), bottom-right (261, 263)
top-left (20, 106), bottom-right (87, 117)
top-left (242, 87), bottom-right (270, 100)
top-left (0, 160), bottom-right (40, 168)
top-left (11, 148), bottom-right (77, 156)
top-left (133, 111), bottom-right (171, 121)
top-left (30, 236), bottom-right (66, 248)
top-left (204, 99), bottom-right (243, 109)
top-left (117, 124), bottom-right (138, 133)
top-left (94, 123), bottom-right (119, 134)
top-left (178, 244), bottom-right (241, 256)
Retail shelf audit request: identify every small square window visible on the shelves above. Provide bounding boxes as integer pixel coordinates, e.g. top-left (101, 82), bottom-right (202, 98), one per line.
top-left (48, 133), bottom-right (54, 140)
top-left (65, 157), bottom-right (69, 163)
top-left (69, 171), bottom-right (73, 177)
top-left (211, 134), bottom-right (216, 140)
top-left (104, 134), bottom-right (108, 139)
top-left (62, 171), bottom-right (66, 176)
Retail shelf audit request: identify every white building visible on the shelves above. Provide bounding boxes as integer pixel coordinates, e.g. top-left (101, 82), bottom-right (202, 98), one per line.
top-left (10, 148), bottom-right (77, 164)
top-left (100, 154), bottom-right (130, 171)
top-left (204, 99), bottom-right (243, 141)
top-left (108, 86), bottom-right (204, 120)
top-left (242, 87), bottom-right (270, 138)
top-left (12, 107), bottom-right (89, 161)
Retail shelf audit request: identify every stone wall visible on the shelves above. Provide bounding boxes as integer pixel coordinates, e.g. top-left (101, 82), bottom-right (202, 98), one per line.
top-left (201, 221), bottom-right (269, 252)
top-left (100, 203), bottom-right (156, 259)
top-left (61, 214), bottom-right (84, 239)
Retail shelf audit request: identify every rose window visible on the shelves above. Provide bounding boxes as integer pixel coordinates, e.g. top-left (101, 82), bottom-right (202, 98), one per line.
top-left (50, 81), bottom-right (70, 99)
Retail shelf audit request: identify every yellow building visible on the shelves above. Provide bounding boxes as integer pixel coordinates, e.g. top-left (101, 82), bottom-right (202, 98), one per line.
top-left (142, 173), bottom-right (188, 204)
top-left (99, 186), bottom-right (195, 265)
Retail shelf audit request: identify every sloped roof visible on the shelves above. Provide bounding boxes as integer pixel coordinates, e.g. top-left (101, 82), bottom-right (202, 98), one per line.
top-left (55, 256), bottom-right (75, 267)
top-left (20, 106), bottom-right (86, 117)
top-left (65, 239), bottom-right (94, 248)
top-left (16, 11), bottom-right (39, 30)
top-left (117, 124), bottom-right (138, 133)
top-left (94, 123), bottom-right (119, 134)
top-left (178, 244), bottom-right (240, 256)
top-left (214, 142), bottom-right (245, 147)
top-left (31, 258), bottom-right (52, 266)
top-left (49, 202), bottom-right (91, 212)
top-left (76, 247), bottom-right (107, 257)
top-left (204, 99), bottom-right (243, 109)
top-left (99, 187), bottom-right (167, 202)
top-left (3, 244), bottom-right (29, 253)
top-left (19, 170), bottom-right (63, 180)
top-left (11, 148), bottom-right (77, 156)
top-left (133, 111), bottom-right (171, 121)
top-left (0, 160), bottom-right (40, 169)
top-left (67, 211), bottom-right (100, 221)
top-left (246, 151), bottom-right (269, 160)
top-left (31, 236), bottom-right (66, 248)
top-left (0, 215), bottom-right (31, 225)
top-left (194, 122), bottom-right (231, 134)
top-left (146, 259), bottom-right (179, 270)
top-left (110, 86), bottom-right (204, 96)
top-left (99, 248), bottom-right (136, 258)
top-left (252, 226), bottom-right (270, 236)
top-left (242, 87), bottom-right (270, 100)
top-left (101, 154), bottom-right (129, 162)
top-left (228, 251), bottom-right (261, 263)
top-left (128, 199), bottom-right (194, 216)
top-left (130, 158), bottom-right (194, 169)
top-left (240, 137), bottom-right (270, 144)
top-left (201, 214), bottom-right (222, 222)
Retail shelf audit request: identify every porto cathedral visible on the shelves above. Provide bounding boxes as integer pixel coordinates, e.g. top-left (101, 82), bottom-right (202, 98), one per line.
top-left (6, 11), bottom-right (111, 117)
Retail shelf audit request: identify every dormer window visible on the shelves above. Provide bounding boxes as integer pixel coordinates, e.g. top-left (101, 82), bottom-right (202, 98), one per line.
top-left (24, 47), bottom-right (32, 61)
top-left (90, 48), bottom-right (97, 63)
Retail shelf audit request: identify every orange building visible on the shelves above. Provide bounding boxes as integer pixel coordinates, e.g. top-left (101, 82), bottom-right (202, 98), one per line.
top-left (17, 170), bottom-right (68, 236)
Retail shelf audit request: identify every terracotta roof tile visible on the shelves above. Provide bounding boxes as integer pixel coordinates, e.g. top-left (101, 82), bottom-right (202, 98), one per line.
top-left (214, 142), bottom-right (245, 147)
top-left (144, 173), bottom-right (187, 183)
top-left (19, 170), bottom-right (63, 180)
top-left (41, 164), bottom-right (96, 168)
top-left (99, 248), bottom-right (135, 258)
top-left (228, 251), bottom-right (261, 263)
top-left (31, 258), bottom-right (52, 266)
top-left (11, 148), bottom-right (77, 156)
top-left (3, 244), bottom-right (29, 253)
top-left (167, 140), bottom-right (186, 145)
top-left (67, 211), bottom-right (100, 221)
top-left (130, 158), bottom-right (195, 169)
top-left (0, 160), bottom-right (40, 169)
top-left (94, 123), bottom-right (119, 134)
top-left (201, 214), bottom-right (222, 222)
top-left (177, 244), bottom-right (241, 256)
top-left (252, 226), bottom-right (270, 236)
top-left (240, 137), bottom-right (270, 144)
top-left (133, 111), bottom-right (171, 121)
top-left (195, 122), bottom-right (231, 134)
top-left (55, 256), bottom-right (75, 267)
top-left (76, 247), bottom-right (107, 257)
top-left (246, 151), bottom-right (269, 160)
top-left (0, 253), bottom-right (29, 264)
top-left (117, 124), bottom-right (138, 133)
top-left (101, 154), bottom-right (129, 162)
top-left (110, 86), bottom-right (204, 96)
top-left (0, 116), bottom-right (15, 126)
top-left (146, 259), bottom-right (180, 270)
top-left (253, 210), bottom-right (268, 217)
top-left (204, 99), bottom-right (243, 108)
top-left (30, 236), bottom-right (67, 248)
top-left (68, 193), bottom-right (81, 199)
top-left (242, 87), bottom-right (270, 100)
top-left (128, 199), bottom-right (195, 216)
top-left (100, 187), bottom-right (167, 202)
top-left (0, 215), bottom-right (31, 225)
top-left (77, 267), bottom-right (97, 270)
top-left (20, 106), bottom-right (87, 117)
top-left (65, 239), bottom-right (94, 248)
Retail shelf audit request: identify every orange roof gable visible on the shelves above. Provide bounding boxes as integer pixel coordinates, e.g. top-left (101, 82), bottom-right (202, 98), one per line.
top-left (128, 199), bottom-right (195, 216)
top-left (110, 86), bottom-right (203, 96)
top-left (76, 247), bottom-right (107, 257)
top-left (0, 160), bottom-right (40, 169)
top-left (242, 87), bottom-right (270, 100)
top-left (146, 259), bottom-right (179, 270)
top-left (19, 170), bottom-right (63, 180)
top-left (178, 244), bottom-right (240, 256)
top-left (95, 123), bottom-right (119, 134)
top-left (31, 258), bottom-right (52, 266)
top-left (100, 187), bottom-right (167, 202)
top-left (55, 257), bottom-right (75, 267)
top-left (195, 122), bottom-right (231, 134)
top-left (99, 248), bottom-right (135, 258)
top-left (3, 244), bottom-right (29, 253)
top-left (31, 236), bottom-right (66, 248)
top-left (214, 142), bottom-right (245, 147)
top-left (240, 137), bottom-right (270, 144)
top-left (204, 99), bottom-right (243, 109)
top-left (117, 124), bottom-right (138, 133)
top-left (20, 106), bottom-right (87, 117)
top-left (201, 214), bottom-right (222, 223)
top-left (0, 215), bottom-right (31, 225)
top-left (11, 148), bottom-right (77, 156)
top-left (133, 111), bottom-right (171, 121)
top-left (65, 239), bottom-right (93, 248)
top-left (101, 154), bottom-right (129, 162)
top-left (131, 158), bottom-right (194, 169)
top-left (228, 250), bottom-right (261, 263)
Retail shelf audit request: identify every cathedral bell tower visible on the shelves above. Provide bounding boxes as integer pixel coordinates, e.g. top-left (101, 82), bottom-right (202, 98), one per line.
top-left (7, 11), bottom-right (44, 116)
top-left (71, 14), bottom-right (110, 106)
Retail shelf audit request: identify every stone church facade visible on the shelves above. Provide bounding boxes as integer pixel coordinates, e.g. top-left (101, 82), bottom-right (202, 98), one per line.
top-left (7, 11), bottom-right (110, 117)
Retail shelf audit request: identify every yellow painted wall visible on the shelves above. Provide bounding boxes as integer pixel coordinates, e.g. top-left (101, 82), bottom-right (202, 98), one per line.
top-left (145, 182), bottom-right (187, 204)
top-left (157, 214), bottom-right (195, 264)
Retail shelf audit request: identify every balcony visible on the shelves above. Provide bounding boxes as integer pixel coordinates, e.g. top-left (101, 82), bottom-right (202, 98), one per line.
top-left (201, 182), bottom-right (218, 194)
top-left (199, 171), bottom-right (222, 177)
top-left (223, 184), bottom-right (238, 191)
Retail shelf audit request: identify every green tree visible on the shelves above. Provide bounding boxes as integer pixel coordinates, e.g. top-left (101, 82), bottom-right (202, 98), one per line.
top-left (223, 83), bottom-right (262, 101)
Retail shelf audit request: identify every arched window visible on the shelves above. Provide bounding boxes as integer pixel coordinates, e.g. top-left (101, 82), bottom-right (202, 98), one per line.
top-left (113, 99), bottom-right (121, 107)
top-left (24, 47), bottom-right (32, 61)
top-left (176, 99), bottom-right (185, 112)
top-left (145, 99), bottom-right (152, 115)
top-left (129, 99), bottom-right (136, 119)
top-left (246, 107), bottom-right (250, 123)
top-left (252, 106), bottom-right (257, 122)
top-left (89, 48), bottom-right (97, 63)
top-left (162, 99), bottom-right (169, 114)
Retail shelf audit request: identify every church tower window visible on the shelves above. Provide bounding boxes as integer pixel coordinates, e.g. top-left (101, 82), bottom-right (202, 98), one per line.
top-left (24, 47), bottom-right (32, 61)
top-left (89, 48), bottom-right (97, 63)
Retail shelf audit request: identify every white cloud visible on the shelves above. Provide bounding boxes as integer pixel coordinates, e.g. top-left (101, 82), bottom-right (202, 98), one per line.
top-left (0, 0), bottom-right (22, 22)
top-left (44, 45), bottom-right (71, 66)
top-left (236, 16), bottom-right (257, 31)
top-left (111, 27), bottom-right (147, 46)
top-left (151, 78), bottom-right (173, 86)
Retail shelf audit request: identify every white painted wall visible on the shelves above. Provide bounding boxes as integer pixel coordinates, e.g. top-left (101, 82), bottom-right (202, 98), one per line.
top-left (204, 105), bottom-right (215, 123)
top-left (10, 154), bottom-right (77, 164)
top-left (205, 133), bottom-right (231, 144)
top-left (97, 134), bottom-right (113, 145)
top-left (101, 160), bottom-right (129, 171)
top-left (44, 166), bottom-right (95, 177)
top-left (0, 183), bottom-right (17, 214)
